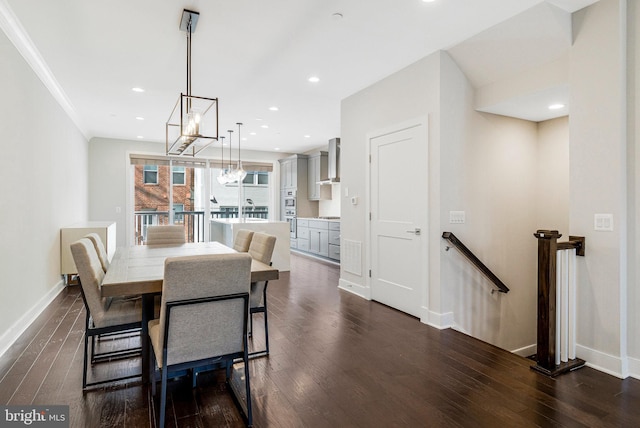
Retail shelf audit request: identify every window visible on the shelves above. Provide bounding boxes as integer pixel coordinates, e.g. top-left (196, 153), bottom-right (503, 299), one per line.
top-left (240, 171), bottom-right (268, 186)
top-left (172, 166), bottom-right (185, 185)
top-left (143, 165), bottom-right (158, 184)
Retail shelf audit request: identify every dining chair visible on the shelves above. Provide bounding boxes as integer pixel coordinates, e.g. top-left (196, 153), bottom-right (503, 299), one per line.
top-left (233, 229), bottom-right (254, 252)
top-left (148, 253), bottom-right (253, 427)
top-left (145, 225), bottom-right (186, 245)
top-left (86, 232), bottom-right (140, 346)
top-left (70, 238), bottom-right (143, 389)
top-left (85, 233), bottom-right (109, 272)
top-left (247, 232), bottom-right (276, 357)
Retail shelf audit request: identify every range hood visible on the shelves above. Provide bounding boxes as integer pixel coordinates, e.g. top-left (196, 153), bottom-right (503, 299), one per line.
top-left (319, 137), bottom-right (340, 184)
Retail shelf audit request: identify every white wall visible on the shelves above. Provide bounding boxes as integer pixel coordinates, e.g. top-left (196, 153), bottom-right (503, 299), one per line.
top-left (628, 0), bottom-right (640, 376)
top-left (439, 52), bottom-right (542, 353)
top-left (340, 49), bottom-right (565, 353)
top-left (569, 0), bottom-right (629, 376)
top-left (0, 31), bottom-right (88, 355)
top-left (537, 116), bottom-right (570, 233)
top-left (340, 51), bottom-right (441, 298)
top-left (88, 137), bottom-right (291, 247)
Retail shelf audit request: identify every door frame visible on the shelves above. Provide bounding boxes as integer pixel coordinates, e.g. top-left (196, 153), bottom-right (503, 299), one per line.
top-left (365, 115), bottom-right (430, 315)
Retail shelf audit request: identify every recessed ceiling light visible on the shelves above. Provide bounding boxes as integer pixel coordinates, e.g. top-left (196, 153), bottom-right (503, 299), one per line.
top-left (422, 0), bottom-right (436, 3)
top-left (132, 87), bottom-right (145, 93)
top-left (250, 132), bottom-right (257, 136)
top-left (274, 148), bottom-right (281, 151)
top-left (308, 76), bottom-right (320, 83)
top-left (137, 135), bottom-right (144, 139)
top-left (332, 13), bottom-right (343, 20)
top-left (269, 106), bottom-right (279, 111)
top-left (136, 116), bottom-right (144, 121)
top-left (261, 125), bottom-right (269, 129)
top-left (304, 135), bottom-right (311, 138)
top-left (548, 103), bottom-right (565, 110)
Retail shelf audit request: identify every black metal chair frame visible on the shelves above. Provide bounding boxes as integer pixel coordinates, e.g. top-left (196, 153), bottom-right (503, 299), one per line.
top-left (78, 279), bottom-right (142, 390)
top-left (150, 292), bottom-right (253, 428)
top-left (249, 277), bottom-right (270, 358)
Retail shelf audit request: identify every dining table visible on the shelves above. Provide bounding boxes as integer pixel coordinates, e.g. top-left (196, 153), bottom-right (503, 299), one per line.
top-left (101, 241), bottom-right (279, 383)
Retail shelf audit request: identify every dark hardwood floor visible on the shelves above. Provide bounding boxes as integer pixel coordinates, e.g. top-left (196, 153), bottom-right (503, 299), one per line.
top-left (2, 253), bottom-right (639, 427)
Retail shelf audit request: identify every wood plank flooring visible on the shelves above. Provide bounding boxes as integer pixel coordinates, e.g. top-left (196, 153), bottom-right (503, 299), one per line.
top-left (1, 252), bottom-right (639, 427)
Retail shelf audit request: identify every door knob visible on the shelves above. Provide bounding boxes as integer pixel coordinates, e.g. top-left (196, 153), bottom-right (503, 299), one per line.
top-left (406, 228), bottom-right (421, 235)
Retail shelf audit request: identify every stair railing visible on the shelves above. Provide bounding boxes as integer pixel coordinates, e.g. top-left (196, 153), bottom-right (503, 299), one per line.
top-left (442, 232), bottom-right (509, 294)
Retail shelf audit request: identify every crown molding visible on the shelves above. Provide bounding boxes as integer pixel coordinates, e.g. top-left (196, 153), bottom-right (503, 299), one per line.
top-left (0, 0), bottom-right (90, 140)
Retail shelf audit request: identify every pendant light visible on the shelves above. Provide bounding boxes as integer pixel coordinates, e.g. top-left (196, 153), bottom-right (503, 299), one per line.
top-left (225, 129), bottom-right (237, 183)
top-left (216, 136), bottom-right (227, 184)
top-left (166, 10), bottom-right (219, 156)
top-left (234, 122), bottom-right (247, 181)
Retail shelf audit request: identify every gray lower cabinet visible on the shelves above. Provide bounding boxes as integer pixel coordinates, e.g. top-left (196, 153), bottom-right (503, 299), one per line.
top-left (328, 222), bottom-right (340, 261)
top-left (295, 218), bottom-right (339, 261)
top-left (308, 220), bottom-right (329, 257)
top-left (297, 219), bottom-right (309, 252)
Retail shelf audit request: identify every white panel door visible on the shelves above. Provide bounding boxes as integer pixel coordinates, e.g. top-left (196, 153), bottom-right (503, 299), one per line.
top-left (370, 121), bottom-right (427, 318)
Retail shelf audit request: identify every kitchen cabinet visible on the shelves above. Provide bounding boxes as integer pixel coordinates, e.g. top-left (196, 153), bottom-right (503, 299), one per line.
top-left (296, 219), bottom-right (309, 252)
top-left (293, 218), bottom-right (340, 261)
top-left (328, 222), bottom-right (340, 261)
top-left (279, 154), bottom-right (308, 190)
top-left (308, 220), bottom-right (329, 257)
top-left (307, 151), bottom-right (331, 201)
top-left (61, 221), bottom-right (116, 283)
top-left (280, 158), bottom-right (294, 189)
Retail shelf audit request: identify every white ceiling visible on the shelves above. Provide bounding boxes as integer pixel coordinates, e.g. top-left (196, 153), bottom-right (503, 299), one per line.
top-left (2, 0), bottom-right (597, 154)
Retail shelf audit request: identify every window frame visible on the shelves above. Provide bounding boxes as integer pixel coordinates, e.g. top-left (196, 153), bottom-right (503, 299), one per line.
top-left (143, 165), bottom-right (158, 185)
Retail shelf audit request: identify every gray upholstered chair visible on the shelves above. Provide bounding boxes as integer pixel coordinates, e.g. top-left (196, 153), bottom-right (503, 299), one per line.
top-left (70, 238), bottom-right (142, 389)
top-left (145, 225), bottom-right (186, 245)
top-left (148, 253), bottom-right (253, 428)
top-left (247, 232), bottom-right (276, 357)
top-left (233, 229), bottom-right (254, 252)
top-left (85, 233), bottom-right (109, 272)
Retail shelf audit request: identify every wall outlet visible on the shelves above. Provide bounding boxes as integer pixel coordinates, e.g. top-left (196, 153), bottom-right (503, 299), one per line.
top-left (594, 213), bottom-right (613, 231)
top-left (449, 211), bottom-right (465, 224)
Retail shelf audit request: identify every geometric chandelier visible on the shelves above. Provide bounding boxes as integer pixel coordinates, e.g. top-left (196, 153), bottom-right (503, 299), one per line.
top-left (166, 9), bottom-right (219, 156)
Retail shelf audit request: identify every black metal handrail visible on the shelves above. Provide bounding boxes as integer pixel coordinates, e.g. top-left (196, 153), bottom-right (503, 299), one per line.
top-left (442, 232), bottom-right (510, 293)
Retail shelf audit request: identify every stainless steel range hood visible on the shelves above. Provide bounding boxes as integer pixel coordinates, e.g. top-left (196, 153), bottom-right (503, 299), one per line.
top-left (319, 137), bottom-right (340, 184)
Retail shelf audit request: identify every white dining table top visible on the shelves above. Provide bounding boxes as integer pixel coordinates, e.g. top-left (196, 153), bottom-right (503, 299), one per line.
top-left (101, 241), bottom-right (279, 298)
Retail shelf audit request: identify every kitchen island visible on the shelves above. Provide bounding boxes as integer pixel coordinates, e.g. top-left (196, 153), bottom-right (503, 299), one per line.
top-left (210, 218), bottom-right (290, 271)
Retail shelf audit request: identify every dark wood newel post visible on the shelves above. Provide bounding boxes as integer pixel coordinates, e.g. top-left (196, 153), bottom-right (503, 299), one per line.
top-left (533, 229), bottom-right (561, 371)
top-left (532, 229), bottom-right (586, 376)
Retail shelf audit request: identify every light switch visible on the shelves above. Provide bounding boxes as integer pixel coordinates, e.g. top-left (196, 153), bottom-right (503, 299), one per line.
top-left (594, 213), bottom-right (613, 231)
top-left (449, 211), bottom-right (465, 224)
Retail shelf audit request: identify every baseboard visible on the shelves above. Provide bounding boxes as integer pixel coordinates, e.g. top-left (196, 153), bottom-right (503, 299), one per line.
top-left (628, 356), bottom-right (640, 380)
top-left (338, 278), bottom-right (369, 299)
top-left (421, 308), bottom-right (453, 330)
top-left (575, 344), bottom-right (628, 379)
top-left (511, 344), bottom-right (537, 357)
top-left (0, 280), bottom-right (66, 359)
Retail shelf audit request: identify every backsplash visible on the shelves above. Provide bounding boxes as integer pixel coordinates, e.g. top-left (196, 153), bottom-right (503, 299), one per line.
top-left (318, 183), bottom-right (341, 218)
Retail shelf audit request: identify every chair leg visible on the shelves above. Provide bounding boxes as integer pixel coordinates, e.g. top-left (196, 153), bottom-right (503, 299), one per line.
top-left (160, 366), bottom-right (168, 428)
top-left (263, 307), bottom-right (270, 355)
top-left (244, 353), bottom-right (253, 426)
top-left (150, 344), bottom-right (156, 397)
top-left (82, 333), bottom-right (89, 390)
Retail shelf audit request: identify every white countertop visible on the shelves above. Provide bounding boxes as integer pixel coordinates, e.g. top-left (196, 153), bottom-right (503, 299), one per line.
top-left (211, 218), bottom-right (286, 224)
top-left (297, 217), bottom-right (341, 222)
